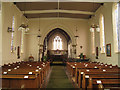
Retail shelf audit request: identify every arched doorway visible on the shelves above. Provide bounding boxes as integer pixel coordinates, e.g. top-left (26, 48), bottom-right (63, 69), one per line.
top-left (42, 28), bottom-right (71, 64)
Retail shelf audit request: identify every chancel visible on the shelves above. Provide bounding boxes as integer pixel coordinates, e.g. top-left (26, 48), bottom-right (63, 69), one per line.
top-left (0, 0), bottom-right (120, 89)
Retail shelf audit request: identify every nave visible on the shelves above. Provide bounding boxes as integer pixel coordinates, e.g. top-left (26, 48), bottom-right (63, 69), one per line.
top-left (0, 1), bottom-right (120, 89)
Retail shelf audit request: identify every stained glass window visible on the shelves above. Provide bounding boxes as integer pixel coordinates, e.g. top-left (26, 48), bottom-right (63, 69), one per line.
top-left (21, 30), bottom-right (24, 53)
top-left (53, 36), bottom-right (62, 50)
top-left (99, 14), bottom-right (105, 53)
top-left (92, 30), bottom-right (95, 54)
top-left (113, 3), bottom-right (120, 52)
top-left (11, 16), bottom-right (15, 52)
top-left (118, 3), bottom-right (120, 52)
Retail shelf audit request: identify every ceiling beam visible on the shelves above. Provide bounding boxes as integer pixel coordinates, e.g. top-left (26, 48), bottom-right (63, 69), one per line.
top-left (23, 10), bottom-right (95, 15)
top-left (2, 0), bottom-right (119, 2)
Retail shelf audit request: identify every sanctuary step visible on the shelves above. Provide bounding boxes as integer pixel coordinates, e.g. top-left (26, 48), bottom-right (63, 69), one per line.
top-left (50, 61), bottom-right (66, 66)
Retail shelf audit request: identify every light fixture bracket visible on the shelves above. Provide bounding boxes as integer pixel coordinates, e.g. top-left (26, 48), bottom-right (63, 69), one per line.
top-left (7, 27), bottom-right (14, 33)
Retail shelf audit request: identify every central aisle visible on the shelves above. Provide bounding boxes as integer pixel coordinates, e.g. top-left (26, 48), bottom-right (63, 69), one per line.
top-left (47, 66), bottom-right (74, 88)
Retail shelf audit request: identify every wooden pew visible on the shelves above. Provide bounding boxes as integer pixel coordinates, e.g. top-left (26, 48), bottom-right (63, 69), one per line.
top-left (78, 68), bottom-right (120, 88)
top-left (81, 70), bottom-right (120, 89)
top-left (1, 61), bottom-right (50, 89)
top-left (66, 61), bottom-right (120, 89)
top-left (88, 78), bottom-right (120, 89)
top-left (67, 61), bottom-right (116, 79)
top-left (1, 74), bottom-right (39, 89)
top-left (75, 63), bottom-right (118, 85)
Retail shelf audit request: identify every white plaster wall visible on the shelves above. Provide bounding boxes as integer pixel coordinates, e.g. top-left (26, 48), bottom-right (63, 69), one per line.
top-left (26, 18), bottom-right (90, 60)
top-left (2, 2), bottom-right (28, 65)
top-left (89, 2), bottom-right (119, 66)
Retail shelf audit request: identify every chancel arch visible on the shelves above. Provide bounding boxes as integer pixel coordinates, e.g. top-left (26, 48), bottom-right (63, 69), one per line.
top-left (42, 28), bottom-right (72, 62)
top-left (41, 21), bottom-right (75, 45)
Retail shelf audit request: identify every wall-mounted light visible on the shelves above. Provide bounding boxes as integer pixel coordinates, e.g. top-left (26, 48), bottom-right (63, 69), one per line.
top-left (7, 27), bottom-right (14, 32)
top-left (90, 24), bottom-right (100, 32)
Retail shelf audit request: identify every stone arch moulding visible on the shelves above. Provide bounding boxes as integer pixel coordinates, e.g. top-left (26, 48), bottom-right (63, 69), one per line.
top-left (41, 22), bottom-right (75, 44)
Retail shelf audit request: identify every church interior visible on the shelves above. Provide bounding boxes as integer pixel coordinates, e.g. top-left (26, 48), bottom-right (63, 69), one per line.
top-left (0, 1), bottom-right (120, 89)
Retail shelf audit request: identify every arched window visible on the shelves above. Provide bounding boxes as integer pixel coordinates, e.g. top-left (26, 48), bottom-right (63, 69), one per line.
top-left (11, 16), bottom-right (15, 53)
top-left (99, 14), bottom-right (105, 53)
top-left (21, 30), bottom-right (24, 53)
top-left (112, 3), bottom-right (120, 52)
top-left (53, 36), bottom-right (62, 50)
top-left (91, 30), bottom-right (95, 54)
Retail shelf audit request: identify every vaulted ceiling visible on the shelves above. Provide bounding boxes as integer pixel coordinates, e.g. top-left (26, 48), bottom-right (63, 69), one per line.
top-left (15, 2), bottom-right (103, 19)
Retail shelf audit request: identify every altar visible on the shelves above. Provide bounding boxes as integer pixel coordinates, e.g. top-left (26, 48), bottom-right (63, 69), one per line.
top-left (48, 50), bottom-right (68, 55)
top-left (47, 50), bottom-right (68, 65)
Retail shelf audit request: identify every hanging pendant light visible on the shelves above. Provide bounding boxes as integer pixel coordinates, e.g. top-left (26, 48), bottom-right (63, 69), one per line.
top-left (90, 24), bottom-right (95, 32)
top-left (74, 26), bottom-right (79, 46)
top-left (18, 3), bottom-right (29, 32)
top-left (57, 0), bottom-right (60, 24)
top-left (96, 25), bottom-right (100, 32)
top-left (90, 24), bottom-right (100, 32)
top-left (38, 15), bottom-right (41, 62)
top-left (37, 15), bottom-right (41, 38)
top-left (74, 26), bottom-right (79, 38)
top-left (90, 27), bottom-right (94, 32)
top-left (89, 2), bottom-right (100, 33)
top-left (18, 24), bottom-right (29, 32)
